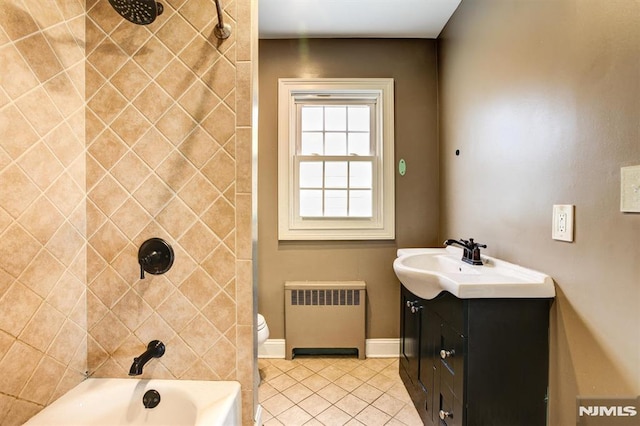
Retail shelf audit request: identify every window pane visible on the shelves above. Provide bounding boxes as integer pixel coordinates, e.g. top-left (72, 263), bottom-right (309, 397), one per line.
top-left (325, 133), bottom-right (347, 155)
top-left (325, 162), bottom-right (348, 188)
top-left (325, 106), bottom-right (346, 131)
top-left (325, 190), bottom-right (347, 217)
top-left (301, 132), bottom-right (323, 154)
top-left (349, 190), bottom-right (372, 217)
top-left (301, 106), bottom-right (323, 131)
top-left (348, 133), bottom-right (371, 155)
top-left (349, 162), bottom-right (372, 188)
top-left (300, 162), bottom-right (323, 188)
top-left (348, 106), bottom-right (370, 131)
top-left (300, 190), bottom-right (323, 217)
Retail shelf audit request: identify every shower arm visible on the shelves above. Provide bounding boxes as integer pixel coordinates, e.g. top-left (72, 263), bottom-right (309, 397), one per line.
top-left (213, 0), bottom-right (231, 39)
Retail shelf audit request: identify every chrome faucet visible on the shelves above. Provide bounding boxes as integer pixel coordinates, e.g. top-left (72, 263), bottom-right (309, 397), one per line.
top-left (443, 238), bottom-right (487, 266)
top-left (129, 340), bottom-right (165, 376)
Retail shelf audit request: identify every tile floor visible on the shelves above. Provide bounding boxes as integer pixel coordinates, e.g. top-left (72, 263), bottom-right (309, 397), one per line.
top-left (258, 357), bottom-right (423, 425)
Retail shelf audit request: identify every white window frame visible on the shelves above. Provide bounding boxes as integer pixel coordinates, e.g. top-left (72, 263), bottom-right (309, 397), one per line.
top-left (278, 78), bottom-right (395, 240)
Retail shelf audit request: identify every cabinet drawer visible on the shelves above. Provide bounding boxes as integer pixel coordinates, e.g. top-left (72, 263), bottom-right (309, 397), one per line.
top-left (438, 386), bottom-right (462, 426)
top-left (439, 322), bottom-right (464, 397)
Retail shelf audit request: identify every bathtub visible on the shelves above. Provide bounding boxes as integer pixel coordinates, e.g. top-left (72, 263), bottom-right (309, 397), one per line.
top-left (24, 378), bottom-right (241, 426)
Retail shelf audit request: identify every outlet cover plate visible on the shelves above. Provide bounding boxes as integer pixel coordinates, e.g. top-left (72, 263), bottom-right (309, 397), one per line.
top-left (552, 204), bottom-right (574, 242)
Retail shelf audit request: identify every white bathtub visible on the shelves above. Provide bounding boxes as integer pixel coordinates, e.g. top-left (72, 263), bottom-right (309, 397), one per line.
top-left (24, 378), bottom-right (241, 426)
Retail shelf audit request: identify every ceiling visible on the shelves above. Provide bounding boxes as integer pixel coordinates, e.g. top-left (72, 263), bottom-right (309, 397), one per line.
top-left (258, 0), bottom-right (462, 39)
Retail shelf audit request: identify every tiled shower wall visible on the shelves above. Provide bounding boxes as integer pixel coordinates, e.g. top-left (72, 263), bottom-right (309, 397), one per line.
top-left (0, 0), bottom-right (254, 424)
top-left (84, 0), bottom-right (254, 422)
top-left (0, 1), bottom-right (88, 424)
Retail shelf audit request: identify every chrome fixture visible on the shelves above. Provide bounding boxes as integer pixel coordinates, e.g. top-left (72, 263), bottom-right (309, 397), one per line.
top-left (129, 340), bottom-right (165, 376)
top-left (443, 238), bottom-right (487, 266)
top-left (107, 0), bottom-right (164, 25)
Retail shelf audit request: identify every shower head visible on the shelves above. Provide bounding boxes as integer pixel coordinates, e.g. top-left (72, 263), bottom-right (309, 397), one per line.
top-left (107, 0), bottom-right (164, 25)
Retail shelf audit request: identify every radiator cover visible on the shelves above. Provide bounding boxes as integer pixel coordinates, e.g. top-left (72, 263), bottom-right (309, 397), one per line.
top-left (284, 281), bottom-right (366, 360)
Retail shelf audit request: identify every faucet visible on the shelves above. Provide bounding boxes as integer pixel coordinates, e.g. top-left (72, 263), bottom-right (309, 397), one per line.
top-left (443, 238), bottom-right (487, 266)
top-left (129, 340), bottom-right (165, 376)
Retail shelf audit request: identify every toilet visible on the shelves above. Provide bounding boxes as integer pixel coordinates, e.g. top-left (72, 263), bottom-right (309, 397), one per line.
top-left (257, 314), bottom-right (269, 346)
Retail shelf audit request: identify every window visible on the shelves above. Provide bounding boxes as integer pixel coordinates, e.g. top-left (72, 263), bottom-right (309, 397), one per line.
top-left (278, 78), bottom-right (395, 240)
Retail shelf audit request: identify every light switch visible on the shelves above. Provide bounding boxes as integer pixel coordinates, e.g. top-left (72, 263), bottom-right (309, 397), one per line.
top-left (621, 165), bottom-right (640, 212)
top-left (552, 205), bottom-right (574, 242)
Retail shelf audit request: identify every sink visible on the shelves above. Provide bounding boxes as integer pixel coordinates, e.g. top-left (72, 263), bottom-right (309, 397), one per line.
top-left (393, 246), bottom-right (555, 299)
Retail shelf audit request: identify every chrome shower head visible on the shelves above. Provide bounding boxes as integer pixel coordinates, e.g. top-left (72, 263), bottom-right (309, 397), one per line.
top-left (107, 0), bottom-right (164, 25)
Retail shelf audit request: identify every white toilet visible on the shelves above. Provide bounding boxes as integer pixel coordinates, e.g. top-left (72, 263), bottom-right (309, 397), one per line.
top-left (257, 313), bottom-right (269, 346)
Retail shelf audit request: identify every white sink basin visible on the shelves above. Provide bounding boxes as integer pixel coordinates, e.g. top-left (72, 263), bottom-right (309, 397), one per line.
top-left (393, 247), bottom-right (555, 299)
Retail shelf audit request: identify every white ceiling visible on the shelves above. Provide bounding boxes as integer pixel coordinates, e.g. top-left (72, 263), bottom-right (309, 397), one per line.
top-left (258, 0), bottom-right (462, 39)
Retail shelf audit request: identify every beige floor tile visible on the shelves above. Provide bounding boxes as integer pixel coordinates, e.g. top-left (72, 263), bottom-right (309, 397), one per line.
top-left (351, 382), bottom-right (383, 404)
top-left (315, 405), bottom-right (352, 426)
top-left (268, 373), bottom-right (298, 392)
top-left (372, 393), bottom-right (405, 417)
top-left (316, 382), bottom-right (348, 404)
top-left (317, 364), bottom-right (347, 381)
top-left (262, 393), bottom-right (294, 417)
top-left (354, 405), bottom-right (391, 426)
top-left (287, 365), bottom-right (315, 381)
top-left (334, 373), bottom-right (363, 392)
top-left (392, 404), bottom-right (424, 426)
top-left (281, 382), bottom-right (313, 404)
top-left (301, 373), bottom-right (331, 392)
top-left (258, 357), bottom-right (421, 426)
top-left (258, 382), bottom-right (279, 403)
top-left (276, 405), bottom-right (313, 426)
top-left (335, 393), bottom-right (368, 417)
top-left (298, 394), bottom-right (332, 417)
top-left (348, 364), bottom-right (377, 381)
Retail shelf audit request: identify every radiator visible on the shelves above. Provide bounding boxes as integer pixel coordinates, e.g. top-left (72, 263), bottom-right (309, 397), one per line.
top-left (284, 281), bottom-right (366, 360)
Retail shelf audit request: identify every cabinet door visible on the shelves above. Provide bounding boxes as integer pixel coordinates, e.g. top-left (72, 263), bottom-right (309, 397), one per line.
top-left (419, 307), bottom-right (439, 422)
top-left (400, 286), bottom-right (423, 383)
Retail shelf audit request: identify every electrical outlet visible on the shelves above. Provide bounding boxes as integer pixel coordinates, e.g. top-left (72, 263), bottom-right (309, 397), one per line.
top-left (552, 205), bottom-right (574, 242)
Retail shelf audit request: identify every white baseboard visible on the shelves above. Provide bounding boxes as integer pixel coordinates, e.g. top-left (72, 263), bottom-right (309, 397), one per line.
top-left (365, 338), bottom-right (400, 358)
top-left (258, 339), bottom-right (286, 358)
top-left (257, 338), bottom-right (399, 359)
top-left (254, 404), bottom-right (263, 426)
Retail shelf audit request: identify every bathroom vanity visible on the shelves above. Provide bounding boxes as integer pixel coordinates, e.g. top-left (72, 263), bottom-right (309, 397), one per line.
top-left (394, 247), bottom-right (555, 426)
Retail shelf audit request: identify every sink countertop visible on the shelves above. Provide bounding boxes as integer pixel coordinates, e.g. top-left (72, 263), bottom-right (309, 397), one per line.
top-left (394, 246), bottom-right (556, 300)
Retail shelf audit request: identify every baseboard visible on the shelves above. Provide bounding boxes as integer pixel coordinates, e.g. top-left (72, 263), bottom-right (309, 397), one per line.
top-left (365, 338), bottom-right (400, 358)
top-left (258, 339), bottom-right (286, 358)
top-left (254, 404), bottom-right (263, 426)
top-left (257, 338), bottom-right (399, 359)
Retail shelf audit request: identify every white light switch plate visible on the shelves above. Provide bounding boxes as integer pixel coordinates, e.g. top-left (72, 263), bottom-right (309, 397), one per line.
top-left (621, 165), bottom-right (640, 212)
top-left (552, 204), bottom-right (574, 242)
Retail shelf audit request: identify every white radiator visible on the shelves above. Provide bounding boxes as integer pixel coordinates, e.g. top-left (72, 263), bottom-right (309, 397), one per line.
top-left (284, 281), bottom-right (366, 360)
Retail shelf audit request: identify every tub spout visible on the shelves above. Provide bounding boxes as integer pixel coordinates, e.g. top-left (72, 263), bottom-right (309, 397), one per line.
top-left (129, 340), bottom-right (165, 376)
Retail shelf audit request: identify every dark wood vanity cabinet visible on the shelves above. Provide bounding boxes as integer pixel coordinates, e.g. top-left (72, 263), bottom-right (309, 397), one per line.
top-left (400, 285), bottom-right (552, 426)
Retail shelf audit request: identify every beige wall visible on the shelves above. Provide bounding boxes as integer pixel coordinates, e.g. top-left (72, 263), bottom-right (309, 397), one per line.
top-left (438, 1), bottom-right (639, 424)
top-left (0, 1), bottom-right (87, 424)
top-left (0, 0), bottom-right (256, 424)
top-left (258, 39), bottom-right (439, 340)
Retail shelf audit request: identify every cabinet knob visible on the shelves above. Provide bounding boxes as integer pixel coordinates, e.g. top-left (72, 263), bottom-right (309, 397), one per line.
top-left (406, 300), bottom-right (422, 313)
top-left (440, 349), bottom-right (455, 359)
top-left (439, 410), bottom-right (452, 420)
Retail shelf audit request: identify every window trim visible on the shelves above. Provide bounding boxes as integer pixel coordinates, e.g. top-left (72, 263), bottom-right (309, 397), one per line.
top-left (278, 78), bottom-right (395, 240)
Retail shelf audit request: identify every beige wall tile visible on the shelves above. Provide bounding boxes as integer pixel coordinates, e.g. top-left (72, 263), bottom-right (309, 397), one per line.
top-left (3, 0), bottom-right (255, 421)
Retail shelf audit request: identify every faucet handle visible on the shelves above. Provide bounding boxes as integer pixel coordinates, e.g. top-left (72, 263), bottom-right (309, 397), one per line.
top-left (468, 238), bottom-right (487, 249)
